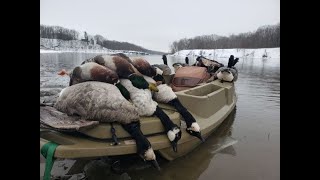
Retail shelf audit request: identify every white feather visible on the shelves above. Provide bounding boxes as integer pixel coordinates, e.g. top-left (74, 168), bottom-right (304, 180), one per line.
top-left (217, 71), bottom-right (234, 82)
top-left (59, 88), bottom-right (66, 97)
top-left (155, 67), bottom-right (163, 75)
top-left (120, 79), bottom-right (158, 116)
top-left (101, 55), bottom-right (117, 71)
top-left (143, 75), bottom-right (156, 84)
top-left (153, 84), bottom-right (177, 103)
top-left (79, 62), bottom-right (96, 79)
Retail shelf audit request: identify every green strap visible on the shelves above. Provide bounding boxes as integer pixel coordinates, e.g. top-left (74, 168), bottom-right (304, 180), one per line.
top-left (41, 142), bottom-right (59, 180)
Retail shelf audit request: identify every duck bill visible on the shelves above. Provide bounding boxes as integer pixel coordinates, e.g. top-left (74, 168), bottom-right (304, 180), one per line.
top-left (171, 141), bottom-right (178, 152)
top-left (148, 83), bottom-right (159, 92)
top-left (150, 159), bottom-right (161, 171)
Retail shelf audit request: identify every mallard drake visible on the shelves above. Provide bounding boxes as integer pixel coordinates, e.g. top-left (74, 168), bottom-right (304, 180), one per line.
top-left (58, 62), bottom-right (118, 86)
top-left (81, 55), bottom-right (158, 92)
top-left (57, 62), bottom-right (130, 100)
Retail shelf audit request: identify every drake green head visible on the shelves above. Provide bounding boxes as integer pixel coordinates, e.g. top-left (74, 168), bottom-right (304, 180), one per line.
top-left (128, 74), bottom-right (159, 92)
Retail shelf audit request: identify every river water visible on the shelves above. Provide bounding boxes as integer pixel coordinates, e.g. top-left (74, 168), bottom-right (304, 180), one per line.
top-left (40, 53), bottom-right (280, 180)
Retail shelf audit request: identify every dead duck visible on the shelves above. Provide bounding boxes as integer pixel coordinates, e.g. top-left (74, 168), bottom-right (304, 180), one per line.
top-left (81, 55), bottom-right (158, 92)
top-left (58, 62), bottom-right (118, 85)
top-left (215, 55), bottom-right (239, 83)
top-left (54, 81), bottom-right (160, 170)
top-left (130, 58), bottom-right (205, 142)
top-left (57, 62), bottom-right (130, 100)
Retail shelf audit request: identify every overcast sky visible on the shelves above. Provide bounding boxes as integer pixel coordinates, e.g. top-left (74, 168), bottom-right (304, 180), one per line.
top-left (40, 0), bottom-right (280, 52)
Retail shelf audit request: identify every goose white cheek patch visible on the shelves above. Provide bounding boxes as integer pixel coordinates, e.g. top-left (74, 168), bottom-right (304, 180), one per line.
top-left (155, 67), bottom-right (163, 75)
top-left (167, 131), bottom-right (176, 141)
top-left (191, 122), bottom-right (200, 132)
top-left (144, 148), bottom-right (156, 160)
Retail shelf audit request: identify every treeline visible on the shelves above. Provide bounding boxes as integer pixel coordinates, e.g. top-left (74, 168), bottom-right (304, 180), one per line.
top-left (93, 35), bottom-right (149, 52)
top-left (170, 23), bottom-right (280, 53)
top-left (40, 24), bottom-right (79, 40)
top-left (40, 24), bottom-right (164, 54)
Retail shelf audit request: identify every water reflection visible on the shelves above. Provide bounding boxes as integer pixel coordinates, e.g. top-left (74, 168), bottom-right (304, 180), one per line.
top-left (40, 52), bottom-right (280, 180)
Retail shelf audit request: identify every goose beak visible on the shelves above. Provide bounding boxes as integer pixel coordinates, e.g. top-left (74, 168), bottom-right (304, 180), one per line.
top-left (194, 132), bottom-right (205, 142)
top-left (200, 136), bottom-right (205, 142)
top-left (188, 131), bottom-right (205, 142)
top-left (171, 141), bottom-right (178, 152)
top-left (150, 160), bottom-right (161, 171)
top-left (148, 83), bottom-right (159, 92)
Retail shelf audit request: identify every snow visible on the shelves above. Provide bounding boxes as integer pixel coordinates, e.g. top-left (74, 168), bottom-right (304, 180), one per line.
top-left (40, 38), bottom-right (150, 55)
top-left (172, 48), bottom-right (280, 59)
top-left (40, 49), bottom-right (111, 54)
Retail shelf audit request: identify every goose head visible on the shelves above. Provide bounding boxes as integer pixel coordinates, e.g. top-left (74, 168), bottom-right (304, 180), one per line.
top-left (141, 147), bottom-right (160, 171)
top-left (172, 63), bottom-right (183, 72)
top-left (152, 67), bottom-right (165, 84)
top-left (167, 126), bottom-right (182, 152)
top-left (217, 68), bottom-right (234, 82)
top-left (122, 121), bottom-right (160, 170)
top-left (186, 122), bottom-right (205, 142)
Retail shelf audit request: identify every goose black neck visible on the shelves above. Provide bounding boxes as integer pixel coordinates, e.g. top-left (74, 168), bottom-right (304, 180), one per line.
top-left (233, 58), bottom-right (239, 67)
top-left (162, 55), bottom-right (167, 65)
top-left (115, 83), bottom-right (131, 100)
top-left (168, 98), bottom-right (195, 127)
top-left (227, 56), bottom-right (234, 68)
top-left (154, 106), bottom-right (176, 132)
top-left (153, 74), bottom-right (165, 84)
top-left (121, 121), bottom-right (151, 155)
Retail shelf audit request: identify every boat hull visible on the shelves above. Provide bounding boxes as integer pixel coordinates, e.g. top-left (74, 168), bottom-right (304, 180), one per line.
top-left (40, 80), bottom-right (237, 161)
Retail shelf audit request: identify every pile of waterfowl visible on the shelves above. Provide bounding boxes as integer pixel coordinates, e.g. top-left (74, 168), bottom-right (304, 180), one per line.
top-left (40, 53), bottom-right (239, 170)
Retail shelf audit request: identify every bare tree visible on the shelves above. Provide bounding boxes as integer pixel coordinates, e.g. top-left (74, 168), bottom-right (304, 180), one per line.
top-left (169, 23), bottom-right (280, 53)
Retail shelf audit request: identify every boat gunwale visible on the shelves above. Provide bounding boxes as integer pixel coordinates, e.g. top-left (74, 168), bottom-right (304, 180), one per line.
top-left (40, 80), bottom-right (237, 159)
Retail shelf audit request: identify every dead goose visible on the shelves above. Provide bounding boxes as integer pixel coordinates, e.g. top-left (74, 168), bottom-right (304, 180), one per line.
top-left (215, 55), bottom-right (239, 83)
top-left (151, 67), bottom-right (205, 142)
top-left (119, 78), bottom-right (181, 152)
top-left (130, 58), bottom-right (204, 142)
top-left (54, 81), bottom-right (160, 170)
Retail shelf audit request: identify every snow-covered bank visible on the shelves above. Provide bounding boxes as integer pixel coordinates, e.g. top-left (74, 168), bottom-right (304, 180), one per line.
top-left (172, 48), bottom-right (280, 58)
top-left (40, 38), bottom-right (150, 55)
top-left (40, 49), bottom-right (112, 54)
